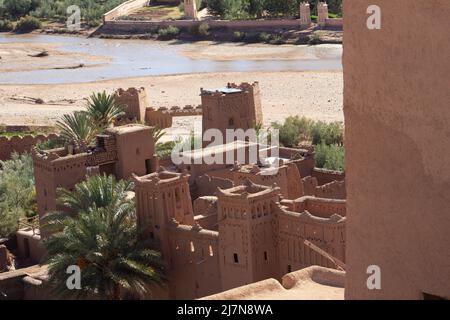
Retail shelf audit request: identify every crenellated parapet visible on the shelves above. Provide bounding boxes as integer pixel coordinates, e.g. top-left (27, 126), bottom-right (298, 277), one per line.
top-left (0, 133), bottom-right (60, 161)
top-left (280, 196), bottom-right (346, 218)
top-left (114, 87), bottom-right (148, 122)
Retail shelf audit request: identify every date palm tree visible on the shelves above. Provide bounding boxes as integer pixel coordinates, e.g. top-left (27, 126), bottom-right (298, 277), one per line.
top-left (55, 174), bottom-right (134, 215)
top-left (42, 175), bottom-right (166, 300)
top-left (56, 111), bottom-right (98, 151)
top-left (86, 91), bottom-right (125, 130)
top-left (150, 126), bottom-right (165, 144)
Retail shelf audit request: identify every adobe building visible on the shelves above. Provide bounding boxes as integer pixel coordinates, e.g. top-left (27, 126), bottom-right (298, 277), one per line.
top-left (317, 2), bottom-right (329, 27)
top-left (299, 2), bottom-right (311, 28)
top-left (181, 141), bottom-right (345, 202)
top-left (201, 82), bottom-right (263, 146)
top-left (183, 0), bottom-right (198, 20)
top-left (7, 82), bottom-right (349, 300)
top-left (114, 87), bottom-right (148, 122)
top-left (344, 0), bottom-right (450, 299)
top-left (33, 124), bottom-right (157, 219)
top-left (135, 172), bottom-right (347, 299)
top-left (113, 87), bottom-right (201, 130)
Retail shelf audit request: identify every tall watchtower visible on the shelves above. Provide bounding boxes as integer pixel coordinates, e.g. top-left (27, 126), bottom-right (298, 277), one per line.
top-left (114, 87), bottom-right (148, 122)
top-left (201, 82), bottom-right (263, 146)
top-left (133, 169), bottom-right (194, 257)
top-left (317, 2), bottom-right (329, 27)
top-left (216, 179), bottom-right (280, 290)
top-left (183, 0), bottom-right (198, 20)
top-left (300, 2), bottom-right (312, 28)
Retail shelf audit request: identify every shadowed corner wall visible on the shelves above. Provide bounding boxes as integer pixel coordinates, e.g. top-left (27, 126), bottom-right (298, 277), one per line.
top-left (344, 0), bottom-right (450, 299)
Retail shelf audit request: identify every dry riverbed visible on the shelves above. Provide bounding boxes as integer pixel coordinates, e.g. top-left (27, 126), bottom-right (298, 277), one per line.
top-left (0, 42), bottom-right (110, 73)
top-left (0, 71), bottom-right (343, 141)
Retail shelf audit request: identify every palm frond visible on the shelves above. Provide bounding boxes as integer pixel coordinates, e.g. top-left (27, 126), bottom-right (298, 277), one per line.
top-left (86, 91), bottom-right (125, 130)
top-left (56, 111), bottom-right (99, 150)
top-left (44, 175), bottom-right (165, 300)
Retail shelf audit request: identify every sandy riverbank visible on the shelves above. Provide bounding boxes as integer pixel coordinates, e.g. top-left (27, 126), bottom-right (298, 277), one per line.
top-left (179, 43), bottom-right (341, 61)
top-left (0, 42), bottom-right (110, 73)
top-left (0, 70), bottom-right (343, 140)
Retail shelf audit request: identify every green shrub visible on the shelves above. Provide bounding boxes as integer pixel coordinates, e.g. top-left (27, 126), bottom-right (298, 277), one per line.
top-left (233, 30), bottom-right (245, 41)
top-left (311, 121), bottom-right (344, 146)
top-left (190, 22), bottom-right (209, 36)
top-left (271, 116), bottom-right (314, 148)
top-left (0, 19), bottom-right (14, 32)
top-left (270, 34), bottom-right (284, 45)
top-left (14, 15), bottom-right (41, 33)
top-left (244, 31), bottom-right (260, 43)
top-left (179, 2), bottom-right (185, 13)
top-left (1, 0), bottom-right (131, 28)
top-left (36, 136), bottom-right (66, 150)
top-left (315, 143), bottom-right (345, 171)
top-left (198, 22), bottom-right (209, 36)
top-left (258, 32), bottom-right (271, 43)
top-left (308, 32), bottom-right (322, 45)
top-left (157, 25), bottom-right (180, 40)
top-left (0, 153), bottom-right (37, 238)
top-left (3, 0), bottom-right (39, 18)
top-left (272, 116), bottom-right (344, 148)
top-left (156, 141), bottom-right (176, 158)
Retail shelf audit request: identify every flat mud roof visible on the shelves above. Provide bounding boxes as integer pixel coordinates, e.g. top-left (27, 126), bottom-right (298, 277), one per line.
top-left (202, 87), bottom-right (243, 94)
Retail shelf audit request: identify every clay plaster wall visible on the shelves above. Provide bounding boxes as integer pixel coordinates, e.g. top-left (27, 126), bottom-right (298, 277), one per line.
top-left (183, 0), bottom-right (198, 20)
top-left (0, 134), bottom-right (59, 161)
top-left (167, 225), bottom-right (221, 299)
top-left (102, 19), bottom-right (303, 33)
top-left (115, 87), bottom-right (147, 122)
top-left (276, 207), bottom-right (346, 273)
top-left (344, 0), bottom-right (450, 299)
top-left (194, 174), bottom-right (233, 199)
top-left (103, 0), bottom-right (149, 22)
top-left (16, 230), bottom-right (46, 264)
top-left (312, 168), bottom-right (345, 186)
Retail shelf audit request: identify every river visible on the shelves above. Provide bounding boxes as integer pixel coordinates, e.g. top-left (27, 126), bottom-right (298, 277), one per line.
top-left (0, 34), bottom-right (342, 85)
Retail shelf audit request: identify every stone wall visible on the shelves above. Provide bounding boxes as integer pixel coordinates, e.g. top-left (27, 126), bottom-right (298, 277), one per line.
top-left (276, 205), bottom-right (346, 273)
top-left (0, 265), bottom-right (50, 300)
top-left (325, 18), bottom-right (343, 28)
top-left (16, 230), bottom-right (46, 264)
top-left (145, 108), bottom-right (173, 129)
top-left (101, 18), bottom-right (304, 33)
top-left (103, 0), bottom-right (149, 22)
top-left (344, 0), bottom-right (450, 299)
top-left (315, 180), bottom-right (346, 199)
top-left (312, 168), bottom-right (345, 186)
top-left (194, 174), bottom-right (233, 199)
top-left (167, 224), bottom-right (221, 299)
top-left (281, 196), bottom-right (346, 218)
top-left (0, 134), bottom-right (59, 161)
top-left (115, 87), bottom-right (147, 122)
top-left (317, 2), bottom-right (343, 29)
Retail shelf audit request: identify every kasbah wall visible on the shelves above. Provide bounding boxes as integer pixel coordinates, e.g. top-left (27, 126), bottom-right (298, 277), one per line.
top-left (0, 134), bottom-right (59, 161)
top-left (344, 0), bottom-right (450, 299)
